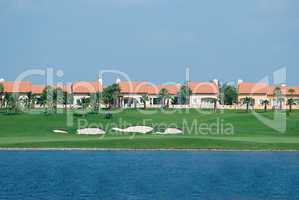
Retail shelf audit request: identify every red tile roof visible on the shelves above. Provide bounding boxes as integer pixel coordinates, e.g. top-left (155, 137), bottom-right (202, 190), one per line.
top-left (287, 87), bottom-right (299, 95)
top-left (188, 82), bottom-right (218, 94)
top-left (56, 84), bottom-right (72, 93)
top-left (145, 83), bottom-right (161, 95)
top-left (268, 86), bottom-right (299, 96)
top-left (118, 81), bottom-right (149, 94)
top-left (238, 82), bottom-right (269, 94)
top-left (31, 85), bottom-right (45, 94)
top-left (238, 82), bottom-right (299, 96)
top-left (157, 84), bottom-right (181, 95)
top-left (72, 81), bottom-right (102, 94)
top-left (118, 81), bottom-right (181, 95)
top-left (2, 81), bottom-right (32, 93)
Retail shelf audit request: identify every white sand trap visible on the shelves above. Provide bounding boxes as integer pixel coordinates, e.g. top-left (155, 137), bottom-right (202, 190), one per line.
top-left (53, 129), bottom-right (68, 134)
top-left (154, 128), bottom-right (183, 135)
top-left (112, 126), bottom-right (153, 134)
top-left (77, 128), bottom-right (106, 135)
top-left (164, 128), bottom-right (183, 134)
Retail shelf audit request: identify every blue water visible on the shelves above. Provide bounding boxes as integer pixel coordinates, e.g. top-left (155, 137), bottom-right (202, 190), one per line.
top-left (0, 151), bottom-right (299, 200)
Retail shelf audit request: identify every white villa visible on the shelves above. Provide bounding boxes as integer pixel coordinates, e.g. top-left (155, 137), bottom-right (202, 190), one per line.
top-left (116, 79), bottom-right (219, 108)
top-left (72, 79), bottom-right (103, 106)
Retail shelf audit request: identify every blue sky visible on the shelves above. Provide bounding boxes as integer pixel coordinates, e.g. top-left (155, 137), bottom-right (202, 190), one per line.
top-left (0, 0), bottom-right (298, 85)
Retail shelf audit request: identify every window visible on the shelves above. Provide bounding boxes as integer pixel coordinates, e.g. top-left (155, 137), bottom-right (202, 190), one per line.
top-left (153, 98), bottom-right (160, 105)
top-left (193, 98), bottom-right (197, 104)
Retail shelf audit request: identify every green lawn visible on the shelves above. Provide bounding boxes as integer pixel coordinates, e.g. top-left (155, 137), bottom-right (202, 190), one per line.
top-left (0, 109), bottom-right (299, 150)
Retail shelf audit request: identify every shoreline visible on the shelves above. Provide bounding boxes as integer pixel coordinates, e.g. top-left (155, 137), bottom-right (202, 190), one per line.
top-left (0, 148), bottom-right (299, 152)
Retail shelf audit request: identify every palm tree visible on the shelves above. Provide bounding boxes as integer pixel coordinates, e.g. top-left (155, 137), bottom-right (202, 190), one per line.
top-left (79, 97), bottom-right (90, 112)
top-left (89, 92), bottom-right (101, 112)
top-left (261, 99), bottom-right (270, 111)
top-left (287, 98), bottom-right (295, 112)
top-left (159, 88), bottom-right (169, 108)
top-left (4, 93), bottom-right (19, 112)
top-left (102, 83), bottom-right (121, 109)
top-left (288, 88), bottom-right (295, 96)
top-left (41, 86), bottom-right (61, 113)
top-left (0, 83), bottom-right (4, 108)
top-left (274, 86), bottom-right (284, 110)
top-left (287, 88), bottom-right (296, 112)
top-left (25, 92), bottom-right (33, 110)
top-left (95, 92), bottom-right (101, 112)
top-left (212, 98), bottom-right (218, 112)
top-left (177, 85), bottom-right (192, 105)
top-left (243, 97), bottom-right (253, 112)
top-left (39, 88), bottom-right (48, 109)
top-left (4, 93), bottom-right (11, 110)
top-left (62, 91), bottom-right (72, 112)
top-left (165, 93), bottom-right (172, 108)
top-left (170, 96), bottom-right (177, 108)
top-left (31, 94), bottom-right (37, 109)
top-left (57, 88), bottom-right (64, 113)
top-left (111, 84), bottom-right (121, 108)
top-left (140, 94), bottom-right (149, 109)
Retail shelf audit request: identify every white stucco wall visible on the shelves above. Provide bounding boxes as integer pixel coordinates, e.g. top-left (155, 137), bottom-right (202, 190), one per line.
top-left (189, 94), bottom-right (218, 108)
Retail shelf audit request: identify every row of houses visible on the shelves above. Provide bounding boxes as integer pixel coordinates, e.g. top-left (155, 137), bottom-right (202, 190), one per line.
top-left (237, 80), bottom-right (299, 109)
top-left (0, 78), bottom-right (299, 109)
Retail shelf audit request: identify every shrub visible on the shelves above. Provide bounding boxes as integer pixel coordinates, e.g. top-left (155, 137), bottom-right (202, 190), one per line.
top-left (104, 112), bottom-right (112, 119)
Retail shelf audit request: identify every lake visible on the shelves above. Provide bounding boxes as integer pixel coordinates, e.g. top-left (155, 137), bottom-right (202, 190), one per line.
top-left (0, 151), bottom-right (298, 200)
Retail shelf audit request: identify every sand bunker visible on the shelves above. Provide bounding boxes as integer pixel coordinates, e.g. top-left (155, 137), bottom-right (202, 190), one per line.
top-left (53, 129), bottom-right (68, 134)
top-left (77, 128), bottom-right (106, 135)
top-left (112, 126), bottom-right (153, 134)
top-left (155, 128), bottom-right (183, 135)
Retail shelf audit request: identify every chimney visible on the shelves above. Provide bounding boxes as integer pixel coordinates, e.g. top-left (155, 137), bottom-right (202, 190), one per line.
top-left (98, 73), bottom-right (103, 85)
top-left (212, 79), bottom-right (219, 87)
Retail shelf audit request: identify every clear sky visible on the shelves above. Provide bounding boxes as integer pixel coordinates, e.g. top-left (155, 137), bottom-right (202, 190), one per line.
top-left (0, 0), bottom-right (298, 85)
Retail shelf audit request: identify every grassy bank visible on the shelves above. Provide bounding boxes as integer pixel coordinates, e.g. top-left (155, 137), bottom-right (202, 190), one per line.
top-left (0, 109), bottom-right (298, 150)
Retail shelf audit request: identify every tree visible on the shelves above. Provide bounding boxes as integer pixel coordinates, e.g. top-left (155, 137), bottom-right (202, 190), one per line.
top-left (288, 88), bottom-right (295, 96)
top-left (90, 92), bottom-right (101, 112)
top-left (41, 86), bottom-right (53, 112)
top-left (243, 97), bottom-right (254, 112)
top-left (159, 88), bottom-right (169, 108)
top-left (96, 92), bottom-right (101, 112)
top-left (140, 94), bottom-right (149, 109)
top-left (78, 97), bottom-right (90, 112)
top-left (170, 96), bottom-right (177, 107)
top-left (40, 86), bottom-right (63, 114)
top-left (4, 93), bottom-right (19, 112)
top-left (287, 88), bottom-right (296, 112)
top-left (62, 91), bottom-right (73, 112)
top-left (0, 83), bottom-right (4, 108)
top-left (39, 86), bottom-right (50, 108)
top-left (287, 98), bottom-right (295, 112)
top-left (52, 88), bottom-right (63, 113)
top-left (212, 98), bottom-right (218, 112)
top-left (37, 91), bottom-right (46, 108)
top-left (4, 93), bottom-right (9, 109)
top-left (261, 99), bottom-right (270, 111)
top-left (177, 85), bottom-right (192, 105)
top-left (221, 84), bottom-right (237, 105)
top-left (25, 92), bottom-right (33, 110)
top-left (274, 87), bottom-right (284, 110)
top-left (102, 84), bottom-right (121, 109)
